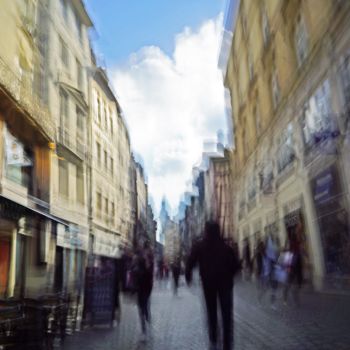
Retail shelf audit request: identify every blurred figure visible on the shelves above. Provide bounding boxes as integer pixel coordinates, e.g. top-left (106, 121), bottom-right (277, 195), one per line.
top-left (259, 235), bottom-right (279, 308)
top-left (186, 221), bottom-right (240, 350)
top-left (243, 238), bottom-right (252, 280)
top-left (283, 224), bottom-right (304, 305)
top-left (157, 258), bottom-right (164, 280)
top-left (133, 242), bottom-right (154, 341)
top-left (255, 239), bottom-right (265, 289)
top-left (171, 258), bottom-right (181, 295)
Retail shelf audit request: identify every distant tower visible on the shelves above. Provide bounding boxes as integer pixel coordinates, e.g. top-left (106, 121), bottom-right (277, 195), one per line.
top-left (159, 197), bottom-right (170, 245)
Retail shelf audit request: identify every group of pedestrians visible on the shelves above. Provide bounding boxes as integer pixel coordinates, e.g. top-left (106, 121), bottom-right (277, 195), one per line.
top-left (242, 226), bottom-right (304, 307)
top-left (117, 221), bottom-right (240, 350)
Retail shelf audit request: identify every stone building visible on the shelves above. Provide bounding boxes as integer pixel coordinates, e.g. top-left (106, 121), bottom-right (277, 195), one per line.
top-left (0, 0), bottom-right (57, 298)
top-left (88, 65), bottom-right (123, 268)
top-left (222, 0), bottom-right (350, 289)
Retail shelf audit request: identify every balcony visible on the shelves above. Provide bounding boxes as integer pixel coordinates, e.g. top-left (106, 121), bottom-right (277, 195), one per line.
top-left (57, 127), bottom-right (86, 160)
top-left (0, 56), bottom-right (55, 140)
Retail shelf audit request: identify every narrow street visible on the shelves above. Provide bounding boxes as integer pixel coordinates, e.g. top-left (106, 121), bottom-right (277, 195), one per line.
top-left (62, 278), bottom-right (350, 350)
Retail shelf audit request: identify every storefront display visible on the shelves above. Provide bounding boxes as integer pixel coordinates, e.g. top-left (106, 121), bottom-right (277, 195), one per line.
top-left (311, 164), bottom-right (350, 275)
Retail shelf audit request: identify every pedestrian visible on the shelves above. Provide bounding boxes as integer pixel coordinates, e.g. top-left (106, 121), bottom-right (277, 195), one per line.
top-left (255, 239), bottom-right (265, 290)
top-left (242, 238), bottom-right (252, 280)
top-left (283, 224), bottom-right (304, 305)
top-left (264, 235), bottom-right (279, 308)
top-left (171, 257), bottom-right (181, 295)
top-left (186, 221), bottom-right (240, 350)
top-left (133, 242), bottom-right (154, 341)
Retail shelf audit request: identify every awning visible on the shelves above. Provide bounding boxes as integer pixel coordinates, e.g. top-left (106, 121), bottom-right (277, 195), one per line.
top-left (0, 195), bottom-right (69, 226)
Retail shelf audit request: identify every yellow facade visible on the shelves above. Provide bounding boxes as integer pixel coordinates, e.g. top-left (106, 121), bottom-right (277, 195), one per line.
top-left (224, 0), bottom-right (350, 289)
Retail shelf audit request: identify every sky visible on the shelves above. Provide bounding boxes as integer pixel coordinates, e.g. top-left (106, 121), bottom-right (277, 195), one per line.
top-left (85, 0), bottom-right (229, 215)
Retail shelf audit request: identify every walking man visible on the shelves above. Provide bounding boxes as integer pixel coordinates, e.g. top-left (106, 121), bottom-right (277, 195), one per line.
top-left (134, 242), bottom-right (154, 341)
top-left (186, 221), bottom-right (240, 350)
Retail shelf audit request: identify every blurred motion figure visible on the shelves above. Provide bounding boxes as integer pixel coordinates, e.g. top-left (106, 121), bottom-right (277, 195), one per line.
top-left (186, 221), bottom-right (240, 350)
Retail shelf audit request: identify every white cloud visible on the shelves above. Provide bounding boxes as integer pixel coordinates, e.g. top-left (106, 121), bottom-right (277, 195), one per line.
top-left (112, 14), bottom-right (226, 215)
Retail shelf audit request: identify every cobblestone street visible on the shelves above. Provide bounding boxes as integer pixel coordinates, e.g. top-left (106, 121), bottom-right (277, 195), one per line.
top-left (62, 278), bottom-right (350, 350)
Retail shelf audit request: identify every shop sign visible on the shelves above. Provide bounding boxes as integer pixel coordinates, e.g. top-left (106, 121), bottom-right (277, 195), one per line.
top-left (57, 224), bottom-right (89, 251)
top-left (93, 230), bottom-right (120, 259)
top-left (312, 166), bottom-right (340, 206)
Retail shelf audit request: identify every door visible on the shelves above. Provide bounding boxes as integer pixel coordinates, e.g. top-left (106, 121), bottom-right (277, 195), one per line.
top-left (0, 239), bottom-right (10, 297)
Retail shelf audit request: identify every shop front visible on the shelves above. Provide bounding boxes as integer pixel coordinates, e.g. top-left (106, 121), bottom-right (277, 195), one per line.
top-left (83, 230), bottom-right (120, 327)
top-left (310, 164), bottom-right (350, 288)
top-left (56, 223), bottom-right (89, 332)
top-left (0, 195), bottom-right (61, 298)
top-left (283, 197), bottom-right (312, 282)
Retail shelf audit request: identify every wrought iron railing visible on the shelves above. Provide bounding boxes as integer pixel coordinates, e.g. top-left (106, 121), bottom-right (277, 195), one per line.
top-left (0, 56), bottom-right (55, 140)
top-left (57, 127), bottom-right (86, 159)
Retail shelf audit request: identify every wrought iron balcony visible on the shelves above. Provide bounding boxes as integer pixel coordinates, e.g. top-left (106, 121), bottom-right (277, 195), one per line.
top-left (57, 127), bottom-right (86, 160)
top-left (0, 56), bottom-right (55, 140)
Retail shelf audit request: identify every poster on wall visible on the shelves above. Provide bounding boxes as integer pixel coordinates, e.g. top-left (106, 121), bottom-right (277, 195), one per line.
top-left (5, 127), bottom-right (32, 166)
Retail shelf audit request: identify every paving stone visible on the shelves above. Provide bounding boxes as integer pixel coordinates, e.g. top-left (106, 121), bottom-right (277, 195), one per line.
top-left (62, 278), bottom-right (350, 350)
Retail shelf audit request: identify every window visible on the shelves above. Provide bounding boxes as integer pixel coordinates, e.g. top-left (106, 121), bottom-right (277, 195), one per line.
top-left (59, 159), bottom-right (68, 196)
top-left (110, 157), bottom-right (114, 175)
top-left (247, 174), bottom-right (257, 211)
top-left (5, 128), bottom-right (33, 189)
top-left (242, 128), bottom-right (249, 158)
top-left (260, 151), bottom-right (274, 194)
top-left (22, 0), bottom-right (37, 32)
top-left (76, 59), bottom-right (83, 88)
top-left (97, 97), bottom-right (101, 124)
top-left (248, 54), bottom-right (254, 81)
top-left (76, 165), bottom-right (84, 204)
top-left (262, 8), bottom-right (270, 45)
top-left (74, 10), bottom-right (82, 41)
top-left (59, 89), bottom-right (68, 129)
top-left (60, 37), bottom-right (69, 68)
top-left (241, 12), bottom-right (247, 37)
top-left (96, 142), bottom-right (101, 165)
top-left (60, 0), bottom-right (68, 22)
top-left (272, 71), bottom-right (281, 108)
top-left (301, 79), bottom-right (335, 151)
top-left (254, 105), bottom-right (262, 136)
top-left (110, 117), bottom-right (114, 137)
top-left (277, 123), bottom-right (295, 173)
top-left (104, 198), bottom-right (108, 215)
top-left (104, 150), bottom-right (108, 169)
top-left (111, 200), bottom-right (115, 214)
top-left (340, 54), bottom-right (350, 114)
top-left (104, 106), bottom-right (108, 129)
top-left (76, 107), bottom-right (84, 133)
top-left (97, 192), bottom-right (102, 214)
top-left (295, 16), bottom-right (308, 66)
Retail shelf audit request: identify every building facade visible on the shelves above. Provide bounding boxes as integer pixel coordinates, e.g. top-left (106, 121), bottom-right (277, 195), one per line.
top-left (0, 0), bottom-right (57, 299)
top-left (223, 0), bottom-right (350, 289)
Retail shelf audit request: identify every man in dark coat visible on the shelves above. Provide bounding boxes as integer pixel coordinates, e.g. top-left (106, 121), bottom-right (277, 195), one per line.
top-left (134, 242), bottom-right (154, 340)
top-left (186, 221), bottom-right (240, 350)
